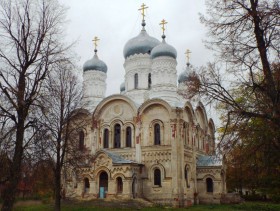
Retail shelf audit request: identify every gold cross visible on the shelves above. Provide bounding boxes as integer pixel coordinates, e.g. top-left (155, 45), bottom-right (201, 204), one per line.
top-left (185, 49), bottom-right (192, 64)
top-left (159, 19), bottom-right (168, 34)
top-left (92, 36), bottom-right (100, 50)
top-left (138, 3), bottom-right (148, 21)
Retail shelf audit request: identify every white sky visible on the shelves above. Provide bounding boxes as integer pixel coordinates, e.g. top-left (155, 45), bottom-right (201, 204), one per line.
top-left (59, 0), bottom-right (213, 96)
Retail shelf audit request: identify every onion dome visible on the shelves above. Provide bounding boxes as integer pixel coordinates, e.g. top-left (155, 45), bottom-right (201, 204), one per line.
top-left (120, 81), bottom-right (125, 92)
top-left (178, 70), bottom-right (189, 83)
top-left (151, 35), bottom-right (177, 59)
top-left (83, 54), bottom-right (107, 73)
top-left (123, 29), bottom-right (160, 59)
top-left (178, 63), bottom-right (197, 83)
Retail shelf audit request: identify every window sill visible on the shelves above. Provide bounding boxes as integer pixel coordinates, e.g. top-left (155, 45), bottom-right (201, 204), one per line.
top-left (152, 186), bottom-right (162, 192)
top-left (152, 185), bottom-right (162, 188)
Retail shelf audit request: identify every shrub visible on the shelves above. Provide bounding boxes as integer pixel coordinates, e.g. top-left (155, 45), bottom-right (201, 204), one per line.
top-left (271, 194), bottom-right (280, 203)
top-left (242, 194), bottom-right (265, 201)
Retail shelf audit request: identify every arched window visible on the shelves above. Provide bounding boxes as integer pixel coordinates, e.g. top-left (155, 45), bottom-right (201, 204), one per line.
top-left (148, 73), bottom-right (151, 89)
top-left (84, 178), bottom-right (90, 193)
top-left (183, 122), bottom-right (188, 145)
top-left (134, 73), bottom-right (138, 89)
top-left (154, 169), bottom-right (161, 186)
top-left (116, 177), bottom-right (123, 193)
top-left (126, 127), bottom-right (132, 147)
top-left (114, 124), bottom-right (121, 148)
top-left (154, 123), bottom-right (161, 145)
top-left (103, 129), bottom-right (109, 148)
top-left (79, 131), bottom-right (85, 151)
top-left (185, 166), bottom-right (190, 188)
top-left (206, 178), bottom-right (213, 193)
top-left (203, 137), bottom-right (205, 150)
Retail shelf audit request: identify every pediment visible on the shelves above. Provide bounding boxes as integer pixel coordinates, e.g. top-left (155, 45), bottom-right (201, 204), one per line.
top-left (93, 152), bottom-right (112, 168)
top-left (92, 149), bottom-right (138, 168)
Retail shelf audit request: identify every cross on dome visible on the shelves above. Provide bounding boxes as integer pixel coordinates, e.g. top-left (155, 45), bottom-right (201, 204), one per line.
top-left (138, 3), bottom-right (148, 21)
top-left (160, 19), bottom-right (168, 40)
top-left (138, 3), bottom-right (149, 29)
top-left (160, 19), bottom-right (168, 35)
top-left (92, 36), bottom-right (100, 54)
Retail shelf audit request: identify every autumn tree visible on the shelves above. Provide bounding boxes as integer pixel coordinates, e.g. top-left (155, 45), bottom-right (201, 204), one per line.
top-left (226, 118), bottom-right (280, 196)
top-left (184, 0), bottom-right (280, 195)
top-left (0, 0), bottom-right (70, 210)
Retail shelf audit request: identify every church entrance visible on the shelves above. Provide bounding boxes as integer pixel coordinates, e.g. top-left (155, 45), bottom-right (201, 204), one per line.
top-left (99, 171), bottom-right (108, 198)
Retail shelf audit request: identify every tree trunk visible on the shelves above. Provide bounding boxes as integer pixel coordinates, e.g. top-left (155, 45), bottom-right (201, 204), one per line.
top-left (54, 169), bottom-right (61, 211)
top-left (54, 143), bottom-right (61, 211)
top-left (1, 119), bottom-right (25, 211)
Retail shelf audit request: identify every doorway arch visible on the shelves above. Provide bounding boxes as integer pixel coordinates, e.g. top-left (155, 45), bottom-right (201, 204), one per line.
top-left (84, 177), bottom-right (90, 193)
top-left (99, 171), bottom-right (108, 198)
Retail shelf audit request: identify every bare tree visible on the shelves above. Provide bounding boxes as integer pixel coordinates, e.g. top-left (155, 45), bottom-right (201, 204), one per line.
top-left (36, 61), bottom-right (90, 211)
top-left (0, 0), bottom-right (70, 210)
top-left (187, 0), bottom-right (280, 147)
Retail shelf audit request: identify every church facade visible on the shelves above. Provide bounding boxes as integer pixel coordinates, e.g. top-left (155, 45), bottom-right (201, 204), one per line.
top-left (64, 5), bottom-right (226, 207)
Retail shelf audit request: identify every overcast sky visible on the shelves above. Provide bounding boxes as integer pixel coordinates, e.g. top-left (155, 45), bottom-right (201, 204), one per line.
top-left (59, 0), bottom-right (213, 96)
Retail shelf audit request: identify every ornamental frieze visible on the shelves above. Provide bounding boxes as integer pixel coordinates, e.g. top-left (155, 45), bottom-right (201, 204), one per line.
top-left (142, 151), bottom-right (171, 162)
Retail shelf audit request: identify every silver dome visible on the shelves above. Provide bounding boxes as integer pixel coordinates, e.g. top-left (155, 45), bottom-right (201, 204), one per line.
top-left (178, 71), bottom-right (189, 83)
top-left (151, 40), bottom-right (177, 59)
top-left (178, 64), bottom-right (197, 83)
top-left (123, 29), bottom-right (160, 59)
top-left (83, 54), bottom-right (107, 73)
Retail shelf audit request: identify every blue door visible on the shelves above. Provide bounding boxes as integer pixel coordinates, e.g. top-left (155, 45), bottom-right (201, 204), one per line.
top-left (100, 187), bottom-right (105, 198)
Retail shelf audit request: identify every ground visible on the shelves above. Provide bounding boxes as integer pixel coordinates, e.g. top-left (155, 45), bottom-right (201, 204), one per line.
top-left (1, 199), bottom-right (280, 210)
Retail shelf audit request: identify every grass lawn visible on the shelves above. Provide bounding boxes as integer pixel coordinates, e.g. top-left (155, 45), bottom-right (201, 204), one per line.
top-left (2, 200), bottom-right (280, 211)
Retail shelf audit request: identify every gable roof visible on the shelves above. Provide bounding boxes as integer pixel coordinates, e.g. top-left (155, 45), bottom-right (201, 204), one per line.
top-left (100, 149), bottom-right (139, 165)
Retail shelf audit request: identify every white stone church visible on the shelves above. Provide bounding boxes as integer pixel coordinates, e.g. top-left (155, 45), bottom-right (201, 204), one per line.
top-left (64, 5), bottom-right (226, 206)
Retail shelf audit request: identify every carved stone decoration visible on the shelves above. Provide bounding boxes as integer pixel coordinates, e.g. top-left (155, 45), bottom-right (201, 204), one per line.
top-left (112, 104), bottom-right (123, 116)
top-left (95, 155), bottom-right (110, 167)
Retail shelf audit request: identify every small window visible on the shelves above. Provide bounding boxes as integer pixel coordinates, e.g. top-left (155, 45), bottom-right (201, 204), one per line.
top-left (134, 73), bottom-right (138, 89)
top-left (206, 178), bottom-right (213, 193)
top-left (185, 166), bottom-right (190, 188)
top-left (148, 73), bottom-right (152, 89)
top-left (79, 131), bottom-right (85, 151)
top-left (154, 123), bottom-right (161, 145)
top-left (154, 169), bottom-right (161, 186)
top-left (84, 178), bottom-right (90, 193)
top-left (116, 177), bottom-right (123, 193)
top-left (126, 127), bottom-right (132, 147)
top-left (103, 129), bottom-right (109, 148)
top-left (114, 124), bottom-right (121, 148)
